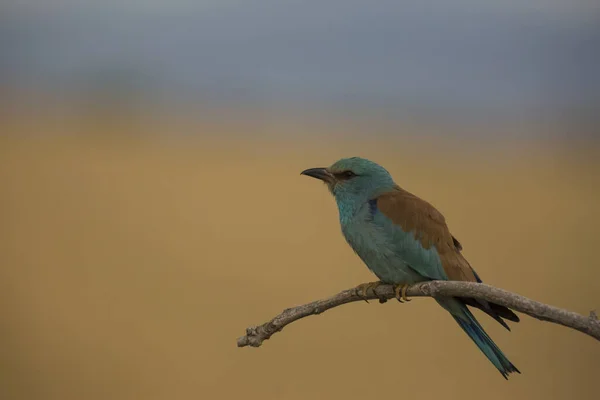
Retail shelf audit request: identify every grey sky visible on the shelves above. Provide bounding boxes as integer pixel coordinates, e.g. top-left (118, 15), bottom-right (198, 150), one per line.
top-left (2, 1), bottom-right (599, 115)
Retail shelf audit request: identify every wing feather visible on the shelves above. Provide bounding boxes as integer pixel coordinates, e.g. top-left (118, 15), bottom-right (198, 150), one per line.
top-left (376, 187), bottom-right (477, 282)
top-left (376, 187), bottom-right (520, 328)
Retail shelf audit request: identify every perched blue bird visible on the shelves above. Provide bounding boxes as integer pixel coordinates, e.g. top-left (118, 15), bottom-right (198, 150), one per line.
top-left (301, 157), bottom-right (520, 379)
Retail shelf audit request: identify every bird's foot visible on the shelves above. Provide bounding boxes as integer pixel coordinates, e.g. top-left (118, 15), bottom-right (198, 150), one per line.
top-left (355, 281), bottom-right (384, 303)
top-left (393, 283), bottom-right (411, 303)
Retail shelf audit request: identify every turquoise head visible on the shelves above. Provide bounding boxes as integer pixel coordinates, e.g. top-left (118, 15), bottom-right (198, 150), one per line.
top-left (301, 157), bottom-right (397, 218)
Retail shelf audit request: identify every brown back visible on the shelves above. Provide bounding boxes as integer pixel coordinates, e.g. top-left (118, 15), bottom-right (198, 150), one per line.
top-left (377, 187), bottom-right (477, 282)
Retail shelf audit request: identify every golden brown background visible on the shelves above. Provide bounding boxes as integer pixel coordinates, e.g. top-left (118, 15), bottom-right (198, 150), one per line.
top-left (1, 116), bottom-right (599, 400)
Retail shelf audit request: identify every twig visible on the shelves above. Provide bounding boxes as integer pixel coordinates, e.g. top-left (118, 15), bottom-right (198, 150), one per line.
top-left (237, 281), bottom-right (600, 347)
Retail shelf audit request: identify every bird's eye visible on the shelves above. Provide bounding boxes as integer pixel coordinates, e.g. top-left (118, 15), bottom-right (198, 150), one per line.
top-left (333, 170), bottom-right (357, 180)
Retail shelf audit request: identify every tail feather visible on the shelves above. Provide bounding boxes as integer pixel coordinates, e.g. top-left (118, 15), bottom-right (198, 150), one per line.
top-left (464, 267), bottom-right (520, 330)
top-left (459, 297), bottom-right (520, 331)
top-left (437, 298), bottom-right (520, 379)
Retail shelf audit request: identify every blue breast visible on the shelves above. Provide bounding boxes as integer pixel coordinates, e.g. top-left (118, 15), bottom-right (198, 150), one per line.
top-left (341, 200), bottom-right (426, 284)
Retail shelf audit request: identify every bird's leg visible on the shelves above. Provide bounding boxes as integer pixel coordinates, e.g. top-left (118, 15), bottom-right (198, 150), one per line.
top-left (401, 284), bottom-right (411, 302)
top-left (355, 281), bottom-right (384, 303)
top-left (393, 283), bottom-right (411, 303)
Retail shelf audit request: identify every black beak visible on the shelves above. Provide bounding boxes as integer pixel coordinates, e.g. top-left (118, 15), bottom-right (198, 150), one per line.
top-left (300, 167), bottom-right (334, 183)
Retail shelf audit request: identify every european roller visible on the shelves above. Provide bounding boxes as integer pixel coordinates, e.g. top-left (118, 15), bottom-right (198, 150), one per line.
top-left (301, 157), bottom-right (520, 379)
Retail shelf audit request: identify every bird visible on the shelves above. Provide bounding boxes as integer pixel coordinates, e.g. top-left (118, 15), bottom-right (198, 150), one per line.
top-left (301, 157), bottom-right (520, 379)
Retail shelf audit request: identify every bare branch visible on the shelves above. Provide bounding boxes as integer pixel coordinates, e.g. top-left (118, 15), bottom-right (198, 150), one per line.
top-left (237, 281), bottom-right (600, 347)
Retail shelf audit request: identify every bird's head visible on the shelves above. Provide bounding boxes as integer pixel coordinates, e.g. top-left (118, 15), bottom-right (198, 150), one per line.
top-left (301, 157), bottom-right (396, 203)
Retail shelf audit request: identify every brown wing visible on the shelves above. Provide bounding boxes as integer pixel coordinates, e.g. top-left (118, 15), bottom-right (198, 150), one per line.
top-left (378, 187), bottom-right (520, 328)
top-left (376, 186), bottom-right (477, 282)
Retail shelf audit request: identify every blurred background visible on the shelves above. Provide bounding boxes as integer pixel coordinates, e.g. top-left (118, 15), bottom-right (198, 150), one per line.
top-left (1, 1), bottom-right (599, 399)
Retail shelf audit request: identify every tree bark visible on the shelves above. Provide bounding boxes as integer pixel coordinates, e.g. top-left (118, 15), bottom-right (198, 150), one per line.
top-left (237, 281), bottom-right (600, 348)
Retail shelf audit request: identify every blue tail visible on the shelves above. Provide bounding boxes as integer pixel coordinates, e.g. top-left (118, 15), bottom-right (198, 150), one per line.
top-left (437, 298), bottom-right (520, 379)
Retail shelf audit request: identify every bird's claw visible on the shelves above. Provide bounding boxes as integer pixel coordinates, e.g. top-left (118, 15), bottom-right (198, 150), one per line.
top-left (393, 283), bottom-right (411, 303)
top-left (355, 281), bottom-right (384, 303)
